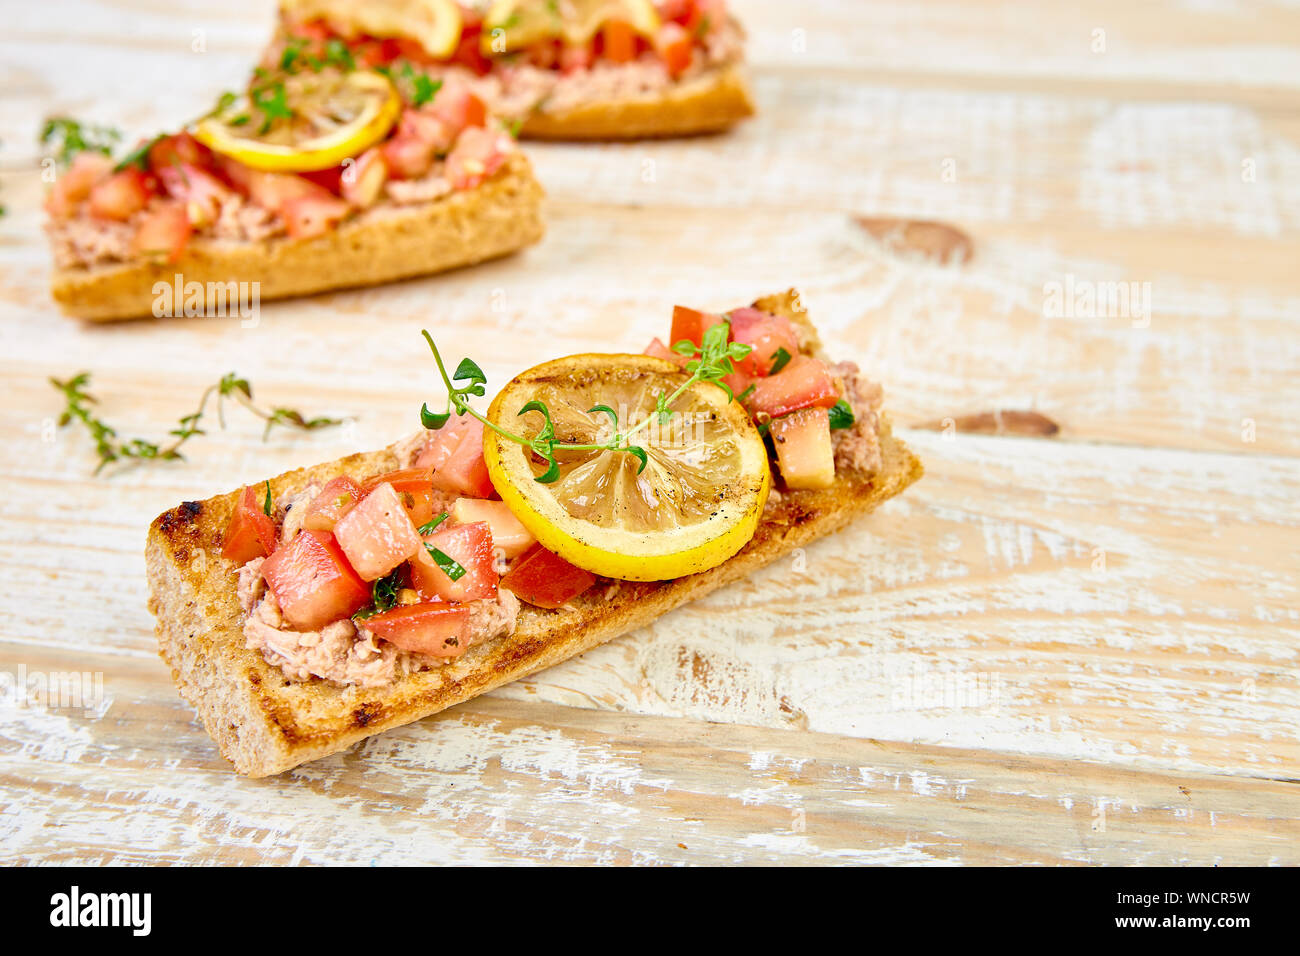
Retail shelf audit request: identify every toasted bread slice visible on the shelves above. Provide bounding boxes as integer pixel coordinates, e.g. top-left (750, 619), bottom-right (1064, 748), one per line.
top-left (520, 63), bottom-right (755, 140)
top-left (146, 295), bottom-right (923, 776)
top-left (52, 154), bottom-right (545, 322)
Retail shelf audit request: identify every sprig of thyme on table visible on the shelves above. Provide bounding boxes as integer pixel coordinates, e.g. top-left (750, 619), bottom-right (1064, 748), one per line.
top-left (50, 372), bottom-right (344, 474)
top-left (419, 323), bottom-right (752, 484)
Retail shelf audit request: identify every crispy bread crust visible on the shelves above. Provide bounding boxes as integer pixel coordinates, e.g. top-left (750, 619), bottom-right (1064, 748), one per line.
top-left (51, 154), bottom-right (545, 322)
top-left (520, 63), bottom-right (754, 140)
top-left (145, 296), bottom-right (923, 776)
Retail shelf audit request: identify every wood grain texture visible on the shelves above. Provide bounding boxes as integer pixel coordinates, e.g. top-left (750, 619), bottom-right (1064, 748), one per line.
top-left (0, 0), bottom-right (1297, 864)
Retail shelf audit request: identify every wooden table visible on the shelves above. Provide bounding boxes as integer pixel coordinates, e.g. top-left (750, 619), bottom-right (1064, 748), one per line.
top-left (1, 0), bottom-right (1297, 865)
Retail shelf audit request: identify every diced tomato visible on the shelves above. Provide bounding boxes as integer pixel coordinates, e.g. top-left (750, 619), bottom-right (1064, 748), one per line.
top-left (528, 39), bottom-right (560, 69)
top-left (644, 337), bottom-right (688, 365)
top-left (559, 41), bottom-right (595, 73)
top-left (428, 414), bottom-right (496, 498)
top-left (601, 20), bottom-right (639, 63)
top-left (298, 165), bottom-right (345, 195)
top-left (400, 108), bottom-right (457, 151)
top-left (409, 521), bottom-right (498, 603)
top-left (380, 130), bottom-right (436, 180)
top-left (684, 0), bottom-right (727, 35)
top-left (261, 529), bottom-right (371, 629)
top-left (500, 545), bottom-right (597, 610)
top-left (156, 162), bottom-right (232, 227)
top-left (129, 201), bottom-right (191, 263)
top-left (727, 307), bottom-right (800, 377)
top-left (282, 194), bottom-right (351, 239)
top-left (340, 147), bottom-right (388, 208)
top-left (362, 602), bottom-right (472, 656)
top-left (770, 407), bottom-right (835, 490)
top-left (669, 304), bottom-right (726, 350)
top-left (221, 484), bottom-right (278, 564)
top-left (415, 413), bottom-right (474, 472)
top-left (430, 86), bottom-right (487, 133)
top-left (659, 0), bottom-right (695, 21)
top-left (45, 152), bottom-right (115, 218)
top-left (283, 17), bottom-right (334, 41)
top-left (450, 27), bottom-right (493, 74)
top-left (655, 21), bottom-right (693, 77)
top-left (446, 127), bottom-right (508, 190)
top-left (332, 481), bottom-right (422, 581)
top-left (146, 132), bottom-right (208, 172)
top-left (242, 170), bottom-right (332, 215)
top-left (362, 467), bottom-right (437, 528)
top-left (747, 356), bottom-right (840, 420)
top-left (451, 498), bottom-right (535, 559)
top-left (88, 168), bottom-right (152, 221)
top-left (302, 476), bottom-right (365, 532)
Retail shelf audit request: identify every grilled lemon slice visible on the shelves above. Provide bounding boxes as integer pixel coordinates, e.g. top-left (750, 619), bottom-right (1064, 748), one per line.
top-left (281, 0), bottom-right (464, 59)
top-left (194, 70), bottom-right (401, 173)
top-left (483, 353), bottom-right (770, 582)
top-left (481, 0), bottom-right (660, 55)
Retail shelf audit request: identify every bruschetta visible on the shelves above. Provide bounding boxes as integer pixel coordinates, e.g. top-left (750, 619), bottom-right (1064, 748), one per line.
top-left (146, 291), bottom-right (922, 776)
top-left (46, 55), bottom-right (544, 320)
top-left (271, 0), bottom-right (755, 139)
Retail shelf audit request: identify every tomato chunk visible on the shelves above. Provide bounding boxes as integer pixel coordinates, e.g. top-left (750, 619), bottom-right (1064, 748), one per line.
top-left (430, 86), bottom-right (487, 133)
top-left (445, 126), bottom-right (508, 190)
top-left (242, 170), bottom-right (332, 215)
top-left (332, 481), bottom-right (422, 581)
top-left (301, 476), bottom-right (365, 532)
top-left (282, 194), bottom-right (351, 239)
top-left (410, 521), bottom-right (498, 603)
top-left (422, 414), bottom-right (495, 498)
top-left (362, 603), bottom-right (472, 657)
top-left (340, 147), bottom-right (388, 208)
top-left (644, 337), bottom-right (688, 366)
top-left (362, 467), bottom-right (436, 528)
top-left (451, 498), bottom-right (536, 559)
top-left (656, 21), bottom-right (694, 77)
top-left (727, 307), bottom-right (800, 377)
top-left (130, 201), bottom-right (191, 263)
top-left (747, 356), bottom-right (839, 420)
top-left (147, 132), bottom-right (208, 172)
top-left (500, 545), bottom-right (597, 609)
top-left (45, 152), bottom-right (114, 218)
top-left (88, 169), bottom-right (152, 221)
top-left (601, 20), bottom-right (639, 62)
top-left (669, 305), bottom-right (726, 350)
top-left (261, 530), bottom-right (370, 629)
top-left (221, 485), bottom-right (277, 564)
top-left (770, 407), bottom-right (836, 490)
top-left (156, 162), bottom-right (232, 228)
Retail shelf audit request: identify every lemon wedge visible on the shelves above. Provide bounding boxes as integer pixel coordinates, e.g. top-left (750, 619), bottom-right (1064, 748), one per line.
top-left (281, 0), bottom-right (464, 59)
top-left (483, 354), bottom-right (770, 582)
top-left (194, 70), bottom-right (401, 173)
top-left (482, 0), bottom-right (660, 55)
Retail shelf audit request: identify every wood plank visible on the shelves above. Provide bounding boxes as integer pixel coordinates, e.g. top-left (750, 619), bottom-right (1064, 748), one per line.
top-left (1, 687), bottom-right (1295, 865)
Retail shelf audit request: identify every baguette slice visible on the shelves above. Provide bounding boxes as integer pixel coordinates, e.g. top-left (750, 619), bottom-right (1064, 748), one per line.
top-left (52, 153), bottom-right (545, 322)
top-left (146, 294), bottom-right (923, 776)
top-left (519, 62), bottom-right (755, 140)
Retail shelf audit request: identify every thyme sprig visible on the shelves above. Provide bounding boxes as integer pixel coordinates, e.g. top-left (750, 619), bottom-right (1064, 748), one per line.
top-left (419, 323), bottom-right (751, 484)
top-left (51, 372), bottom-right (343, 474)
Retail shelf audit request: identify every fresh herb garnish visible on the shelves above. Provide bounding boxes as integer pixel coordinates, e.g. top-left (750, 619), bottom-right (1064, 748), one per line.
top-left (420, 323), bottom-right (752, 484)
top-left (418, 512), bottom-right (450, 535)
top-left (737, 383), bottom-right (756, 404)
top-left (252, 81), bottom-right (293, 134)
top-left (50, 372), bottom-right (344, 474)
top-left (427, 545), bottom-right (466, 581)
top-left (262, 481), bottom-right (273, 516)
top-left (769, 347), bottom-right (792, 375)
top-left (353, 569), bottom-right (404, 620)
top-left (828, 399), bottom-right (856, 430)
top-left (40, 117), bottom-right (121, 167)
top-left (400, 63), bottom-right (442, 107)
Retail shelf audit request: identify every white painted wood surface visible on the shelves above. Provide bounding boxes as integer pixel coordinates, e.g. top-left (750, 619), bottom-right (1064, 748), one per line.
top-left (0, 0), bottom-right (1297, 864)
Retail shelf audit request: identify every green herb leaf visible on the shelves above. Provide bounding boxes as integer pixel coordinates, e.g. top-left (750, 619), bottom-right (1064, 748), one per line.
top-left (738, 383), bottom-right (756, 403)
top-left (421, 402), bottom-right (451, 430)
top-left (427, 545), bottom-right (467, 581)
top-left (587, 404), bottom-right (618, 428)
top-left (418, 512), bottom-right (450, 535)
top-left (828, 399), bottom-right (855, 430)
top-left (453, 357), bottom-right (488, 395)
top-left (262, 481), bottom-right (273, 516)
top-left (625, 445), bottom-right (648, 474)
top-left (769, 347), bottom-right (792, 375)
top-left (40, 117), bottom-right (121, 167)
